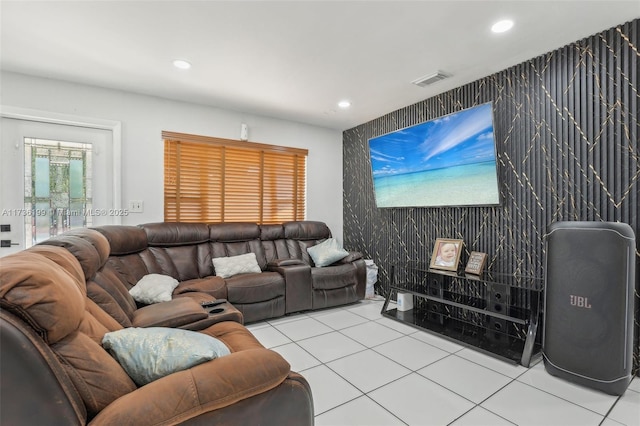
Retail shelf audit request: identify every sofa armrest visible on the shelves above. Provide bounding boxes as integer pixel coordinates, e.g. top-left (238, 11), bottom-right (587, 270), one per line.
top-left (351, 257), bottom-right (367, 299)
top-left (131, 297), bottom-right (208, 328)
top-left (268, 258), bottom-right (306, 267)
top-left (335, 251), bottom-right (363, 264)
top-left (174, 276), bottom-right (228, 300)
top-left (268, 263), bottom-right (312, 314)
top-left (89, 348), bottom-right (291, 426)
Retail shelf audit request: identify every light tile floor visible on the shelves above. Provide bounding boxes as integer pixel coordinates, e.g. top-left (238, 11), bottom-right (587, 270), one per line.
top-left (246, 298), bottom-right (640, 426)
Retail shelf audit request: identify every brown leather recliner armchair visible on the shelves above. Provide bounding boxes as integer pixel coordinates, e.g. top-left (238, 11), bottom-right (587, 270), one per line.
top-left (0, 245), bottom-right (314, 425)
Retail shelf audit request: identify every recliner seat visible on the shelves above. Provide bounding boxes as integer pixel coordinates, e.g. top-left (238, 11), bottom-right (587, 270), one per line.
top-left (0, 244), bottom-right (313, 425)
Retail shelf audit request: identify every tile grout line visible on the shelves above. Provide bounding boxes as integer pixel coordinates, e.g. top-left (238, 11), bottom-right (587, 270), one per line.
top-left (514, 379), bottom-right (617, 420)
top-left (251, 301), bottom-right (635, 426)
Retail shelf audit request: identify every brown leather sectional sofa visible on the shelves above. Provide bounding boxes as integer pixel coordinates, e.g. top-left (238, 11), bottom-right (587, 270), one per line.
top-left (0, 220), bottom-right (365, 425)
top-left (89, 220), bottom-right (366, 324)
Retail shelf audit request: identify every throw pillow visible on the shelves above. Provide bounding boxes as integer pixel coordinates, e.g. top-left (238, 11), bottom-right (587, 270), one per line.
top-left (307, 238), bottom-right (349, 267)
top-left (212, 252), bottom-right (262, 278)
top-left (129, 274), bottom-right (179, 305)
top-left (102, 327), bottom-right (231, 386)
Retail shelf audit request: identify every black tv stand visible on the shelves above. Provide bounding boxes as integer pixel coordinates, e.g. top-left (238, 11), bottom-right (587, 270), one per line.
top-left (381, 262), bottom-right (543, 367)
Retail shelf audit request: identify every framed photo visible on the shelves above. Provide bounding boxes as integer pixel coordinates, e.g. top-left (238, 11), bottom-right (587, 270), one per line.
top-left (465, 251), bottom-right (488, 275)
top-left (429, 239), bottom-right (463, 272)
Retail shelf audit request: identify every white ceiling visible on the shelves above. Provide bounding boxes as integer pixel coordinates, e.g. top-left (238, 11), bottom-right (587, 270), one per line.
top-left (1, 1), bottom-right (639, 130)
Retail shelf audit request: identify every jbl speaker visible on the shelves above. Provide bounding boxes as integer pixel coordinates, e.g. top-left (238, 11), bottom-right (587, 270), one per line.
top-left (543, 221), bottom-right (636, 395)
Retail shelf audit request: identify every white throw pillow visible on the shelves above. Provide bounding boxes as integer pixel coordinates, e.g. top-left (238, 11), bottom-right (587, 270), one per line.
top-left (307, 238), bottom-right (349, 267)
top-left (212, 252), bottom-right (262, 278)
top-left (129, 274), bottom-right (179, 304)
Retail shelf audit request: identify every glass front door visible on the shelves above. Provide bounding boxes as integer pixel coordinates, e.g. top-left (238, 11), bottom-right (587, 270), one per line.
top-left (24, 138), bottom-right (93, 246)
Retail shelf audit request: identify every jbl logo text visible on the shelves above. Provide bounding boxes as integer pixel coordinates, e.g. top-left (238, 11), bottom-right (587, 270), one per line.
top-left (569, 295), bottom-right (592, 309)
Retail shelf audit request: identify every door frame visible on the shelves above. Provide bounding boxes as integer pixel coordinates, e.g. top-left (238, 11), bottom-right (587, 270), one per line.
top-left (0, 105), bottom-right (123, 224)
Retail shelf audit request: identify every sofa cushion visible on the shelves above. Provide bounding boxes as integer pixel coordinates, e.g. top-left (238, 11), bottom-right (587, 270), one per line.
top-left (208, 223), bottom-right (269, 270)
top-left (1, 247), bottom-right (137, 418)
top-left (90, 267), bottom-right (138, 322)
top-left (260, 224), bottom-right (289, 263)
top-left (27, 244), bottom-right (86, 286)
top-left (38, 235), bottom-right (104, 282)
top-left (210, 240), bottom-right (268, 269)
top-left (201, 320), bottom-right (265, 351)
top-left (102, 327), bottom-right (231, 386)
top-left (53, 330), bottom-right (137, 417)
top-left (226, 272), bottom-right (285, 304)
top-left (87, 281), bottom-right (134, 327)
top-left (283, 221), bottom-right (330, 240)
top-left (78, 306), bottom-right (112, 345)
top-left (142, 222), bottom-right (210, 246)
top-left (94, 225), bottom-right (148, 255)
top-left (84, 298), bottom-right (124, 334)
top-left (209, 222), bottom-right (261, 242)
top-left (213, 253), bottom-right (262, 278)
top-left (0, 250), bottom-right (86, 344)
top-left (260, 224), bottom-right (285, 241)
top-left (62, 228), bottom-right (112, 268)
top-left (104, 255), bottom-right (150, 289)
top-left (311, 263), bottom-right (358, 290)
top-left (91, 323), bottom-right (292, 425)
top-left (129, 274), bottom-right (179, 304)
top-left (307, 238), bottom-right (349, 267)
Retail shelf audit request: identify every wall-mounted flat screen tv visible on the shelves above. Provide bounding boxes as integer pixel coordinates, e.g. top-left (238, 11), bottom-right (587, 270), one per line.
top-left (368, 102), bottom-right (500, 208)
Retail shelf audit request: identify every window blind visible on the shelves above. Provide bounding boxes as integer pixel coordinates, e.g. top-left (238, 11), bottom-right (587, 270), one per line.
top-left (163, 131), bottom-right (307, 223)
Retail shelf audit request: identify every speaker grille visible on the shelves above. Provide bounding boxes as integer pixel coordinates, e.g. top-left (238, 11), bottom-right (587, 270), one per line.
top-left (543, 222), bottom-right (635, 395)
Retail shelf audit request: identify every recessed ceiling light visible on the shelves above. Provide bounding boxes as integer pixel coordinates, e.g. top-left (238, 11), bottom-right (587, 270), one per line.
top-left (491, 19), bottom-right (514, 33)
top-left (338, 100), bottom-right (351, 109)
top-left (173, 59), bottom-right (192, 70)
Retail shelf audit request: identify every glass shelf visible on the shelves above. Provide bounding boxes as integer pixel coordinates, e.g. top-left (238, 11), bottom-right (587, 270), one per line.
top-left (382, 263), bottom-right (543, 366)
top-left (397, 261), bottom-right (543, 291)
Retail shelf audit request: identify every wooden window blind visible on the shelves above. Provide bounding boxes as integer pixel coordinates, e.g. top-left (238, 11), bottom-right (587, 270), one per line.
top-left (163, 131), bottom-right (307, 224)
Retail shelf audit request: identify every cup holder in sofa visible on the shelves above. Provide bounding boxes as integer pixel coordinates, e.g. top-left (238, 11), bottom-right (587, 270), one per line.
top-left (194, 300), bottom-right (244, 326)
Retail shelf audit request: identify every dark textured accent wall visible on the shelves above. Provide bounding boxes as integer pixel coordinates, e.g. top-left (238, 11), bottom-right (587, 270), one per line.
top-left (343, 20), bottom-right (639, 369)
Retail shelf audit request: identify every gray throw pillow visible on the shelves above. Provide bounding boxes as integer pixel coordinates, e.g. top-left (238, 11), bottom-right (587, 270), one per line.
top-left (307, 238), bottom-right (349, 267)
top-left (102, 327), bottom-right (231, 386)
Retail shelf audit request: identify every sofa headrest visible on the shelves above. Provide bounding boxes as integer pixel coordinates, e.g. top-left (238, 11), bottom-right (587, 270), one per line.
top-left (209, 223), bottom-right (261, 242)
top-left (94, 225), bottom-right (148, 255)
top-left (27, 244), bottom-right (86, 287)
top-left (284, 221), bottom-right (330, 240)
top-left (260, 224), bottom-right (285, 241)
top-left (61, 228), bottom-right (110, 264)
top-left (140, 222), bottom-right (210, 246)
top-left (38, 233), bottom-right (106, 280)
top-left (0, 248), bottom-right (86, 344)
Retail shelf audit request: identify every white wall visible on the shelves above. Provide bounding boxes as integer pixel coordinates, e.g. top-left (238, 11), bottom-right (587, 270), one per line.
top-left (1, 72), bottom-right (345, 241)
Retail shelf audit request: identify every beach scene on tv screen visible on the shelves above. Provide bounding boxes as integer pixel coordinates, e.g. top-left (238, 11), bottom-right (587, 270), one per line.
top-left (368, 102), bottom-right (500, 208)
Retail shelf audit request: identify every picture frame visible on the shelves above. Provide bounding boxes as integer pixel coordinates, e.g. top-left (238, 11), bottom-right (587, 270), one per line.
top-left (429, 238), bottom-right (464, 272)
top-left (465, 251), bottom-right (488, 275)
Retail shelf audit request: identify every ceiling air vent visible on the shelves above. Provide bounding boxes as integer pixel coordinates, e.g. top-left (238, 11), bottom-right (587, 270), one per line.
top-left (411, 71), bottom-right (450, 87)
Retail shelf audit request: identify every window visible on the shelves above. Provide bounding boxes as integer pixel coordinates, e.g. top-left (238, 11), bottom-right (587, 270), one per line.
top-left (24, 138), bottom-right (92, 247)
top-left (163, 131), bottom-right (307, 224)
